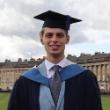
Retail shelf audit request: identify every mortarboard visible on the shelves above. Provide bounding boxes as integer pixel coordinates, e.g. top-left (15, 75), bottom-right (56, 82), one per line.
top-left (34, 10), bottom-right (82, 31)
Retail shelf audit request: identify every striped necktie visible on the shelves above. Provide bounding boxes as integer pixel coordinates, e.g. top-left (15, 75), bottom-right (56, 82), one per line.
top-left (50, 65), bottom-right (61, 106)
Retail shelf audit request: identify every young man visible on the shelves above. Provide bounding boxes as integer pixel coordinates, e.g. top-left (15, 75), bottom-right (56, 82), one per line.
top-left (8, 10), bottom-right (102, 110)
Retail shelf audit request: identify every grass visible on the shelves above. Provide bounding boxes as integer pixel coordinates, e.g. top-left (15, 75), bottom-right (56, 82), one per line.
top-left (101, 95), bottom-right (110, 110)
top-left (0, 92), bottom-right (110, 110)
top-left (0, 92), bottom-right (10, 110)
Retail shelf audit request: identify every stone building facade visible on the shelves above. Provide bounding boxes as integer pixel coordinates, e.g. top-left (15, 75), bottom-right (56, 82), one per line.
top-left (0, 67), bottom-right (28, 90)
top-left (0, 58), bottom-right (43, 91)
top-left (0, 52), bottom-right (110, 93)
top-left (76, 52), bottom-right (110, 93)
top-left (81, 62), bottom-right (110, 93)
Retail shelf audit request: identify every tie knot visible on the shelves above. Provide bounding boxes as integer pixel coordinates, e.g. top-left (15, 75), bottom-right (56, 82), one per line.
top-left (51, 65), bottom-right (61, 72)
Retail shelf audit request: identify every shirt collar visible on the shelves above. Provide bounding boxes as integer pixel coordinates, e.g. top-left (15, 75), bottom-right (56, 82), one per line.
top-left (45, 57), bottom-right (68, 71)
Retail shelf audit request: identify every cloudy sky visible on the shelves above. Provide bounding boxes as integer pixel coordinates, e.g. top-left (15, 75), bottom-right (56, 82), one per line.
top-left (0, 0), bottom-right (110, 62)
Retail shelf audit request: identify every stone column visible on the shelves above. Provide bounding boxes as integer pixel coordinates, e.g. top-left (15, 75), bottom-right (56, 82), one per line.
top-left (88, 66), bottom-right (92, 71)
top-left (106, 64), bottom-right (110, 93)
top-left (100, 65), bottom-right (103, 81)
top-left (97, 65), bottom-right (103, 81)
top-left (95, 65), bottom-right (99, 78)
top-left (106, 64), bottom-right (110, 75)
top-left (102, 64), bottom-right (106, 81)
top-left (92, 65), bottom-right (96, 76)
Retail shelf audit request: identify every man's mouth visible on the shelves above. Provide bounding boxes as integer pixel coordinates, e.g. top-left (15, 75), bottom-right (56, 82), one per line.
top-left (49, 45), bottom-right (60, 50)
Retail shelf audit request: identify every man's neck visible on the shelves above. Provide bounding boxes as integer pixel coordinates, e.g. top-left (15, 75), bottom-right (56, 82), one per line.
top-left (46, 54), bottom-right (65, 64)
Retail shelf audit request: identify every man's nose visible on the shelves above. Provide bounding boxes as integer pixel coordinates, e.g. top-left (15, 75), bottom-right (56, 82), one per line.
top-left (51, 35), bottom-right (58, 41)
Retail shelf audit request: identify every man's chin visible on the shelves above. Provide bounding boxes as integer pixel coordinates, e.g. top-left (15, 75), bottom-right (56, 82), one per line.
top-left (51, 52), bottom-right (61, 57)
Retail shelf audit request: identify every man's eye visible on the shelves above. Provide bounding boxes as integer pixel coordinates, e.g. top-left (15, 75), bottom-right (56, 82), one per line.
top-left (45, 33), bottom-right (53, 38)
top-left (57, 33), bottom-right (64, 38)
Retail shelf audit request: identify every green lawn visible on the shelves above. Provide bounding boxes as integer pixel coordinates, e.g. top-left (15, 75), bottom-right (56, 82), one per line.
top-left (101, 95), bottom-right (110, 110)
top-left (0, 92), bottom-right (10, 110)
top-left (0, 92), bottom-right (110, 110)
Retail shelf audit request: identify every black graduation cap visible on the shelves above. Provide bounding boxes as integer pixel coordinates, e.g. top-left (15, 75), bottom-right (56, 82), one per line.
top-left (34, 10), bottom-right (82, 31)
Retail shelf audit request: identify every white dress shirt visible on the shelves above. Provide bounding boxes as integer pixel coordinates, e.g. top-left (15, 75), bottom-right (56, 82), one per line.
top-left (44, 58), bottom-right (73, 78)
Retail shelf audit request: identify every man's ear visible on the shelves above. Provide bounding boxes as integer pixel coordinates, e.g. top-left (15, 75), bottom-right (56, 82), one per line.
top-left (40, 35), bottom-right (44, 45)
top-left (66, 35), bottom-right (70, 44)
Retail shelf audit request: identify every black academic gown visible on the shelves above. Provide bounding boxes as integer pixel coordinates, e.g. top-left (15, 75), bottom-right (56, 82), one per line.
top-left (7, 70), bottom-right (102, 110)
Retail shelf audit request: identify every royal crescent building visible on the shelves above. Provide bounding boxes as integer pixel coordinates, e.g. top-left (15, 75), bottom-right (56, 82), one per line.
top-left (0, 52), bottom-right (110, 94)
top-left (0, 58), bottom-right (43, 91)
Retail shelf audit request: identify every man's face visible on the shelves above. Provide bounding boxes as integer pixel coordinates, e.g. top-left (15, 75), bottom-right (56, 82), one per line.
top-left (40, 27), bottom-right (69, 57)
